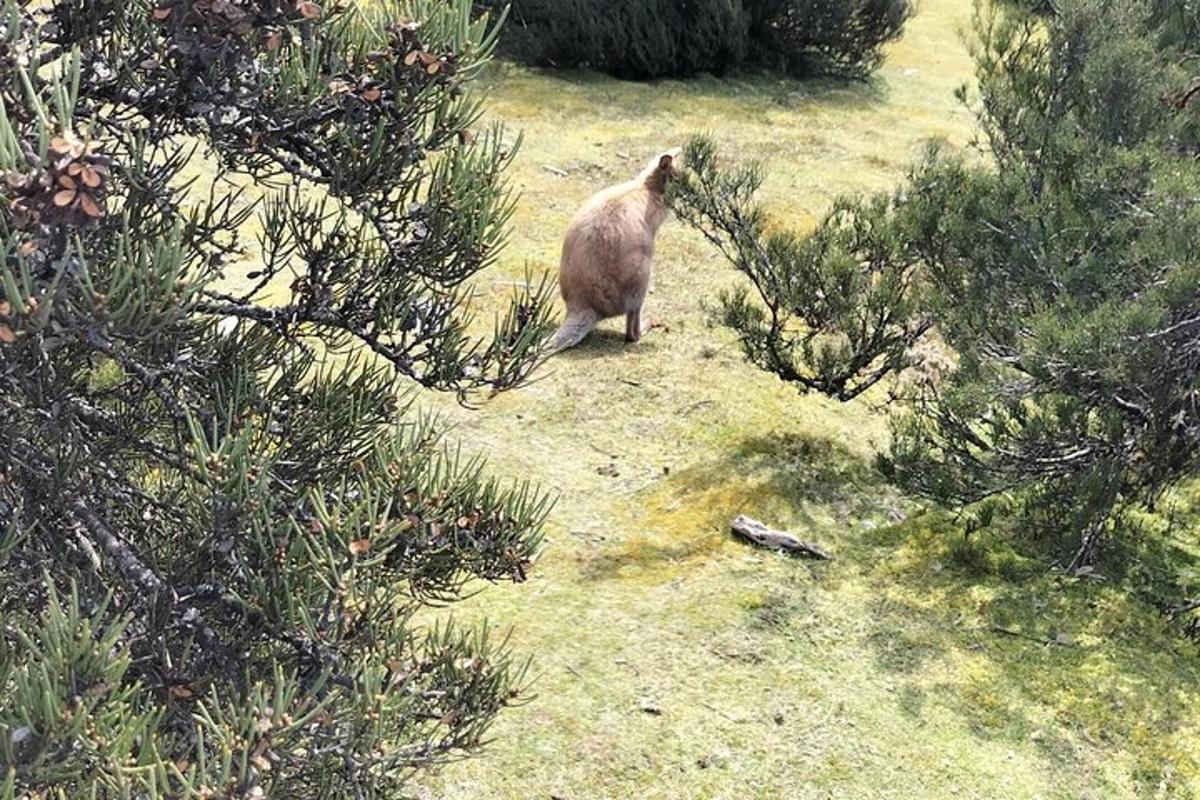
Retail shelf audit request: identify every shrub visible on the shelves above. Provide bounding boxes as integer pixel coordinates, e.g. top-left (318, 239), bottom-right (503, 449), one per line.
top-left (0, 0), bottom-right (554, 797)
top-left (495, 0), bottom-right (909, 80)
top-left (745, 0), bottom-right (912, 78)
top-left (498, 0), bottom-right (749, 80)
top-left (673, 0), bottom-right (1200, 568)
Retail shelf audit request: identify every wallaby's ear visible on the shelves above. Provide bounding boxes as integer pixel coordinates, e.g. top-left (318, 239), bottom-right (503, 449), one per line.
top-left (658, 153), bottom-right (675, 171)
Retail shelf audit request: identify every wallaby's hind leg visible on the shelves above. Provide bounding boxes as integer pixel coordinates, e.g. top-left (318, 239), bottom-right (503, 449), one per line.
top-left (625, 307), bottom-right (644, 343)
top-left (550, 307), bottom-right (600, 353)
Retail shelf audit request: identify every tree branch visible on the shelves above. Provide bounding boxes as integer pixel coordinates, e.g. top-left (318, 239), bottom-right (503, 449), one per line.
top-left (64, 495), bottom-right (164, 595)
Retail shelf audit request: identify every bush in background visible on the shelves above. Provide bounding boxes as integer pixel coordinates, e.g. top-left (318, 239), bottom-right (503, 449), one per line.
top-left (495, 0), bottom-right (749, 80)
top-left (491, 0), bottom-right (910, 80)
top-left (746, 0), bottom-right (913, 77)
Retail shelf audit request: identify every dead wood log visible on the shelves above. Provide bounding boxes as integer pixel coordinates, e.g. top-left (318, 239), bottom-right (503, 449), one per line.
top-left (730, 515), bottom-right (831, 560)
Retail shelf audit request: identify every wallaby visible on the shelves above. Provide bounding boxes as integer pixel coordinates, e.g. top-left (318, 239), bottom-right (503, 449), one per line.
top-left (550, 147), bottom-right (681, 352)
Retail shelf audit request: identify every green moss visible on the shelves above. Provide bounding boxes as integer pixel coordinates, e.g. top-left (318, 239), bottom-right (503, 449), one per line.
top-left (86, 358), bottom-right (125, 392)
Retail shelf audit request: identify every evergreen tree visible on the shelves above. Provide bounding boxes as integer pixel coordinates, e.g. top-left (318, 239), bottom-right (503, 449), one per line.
top-left (0, 0), bottom-right (554, 797)
top-left (673, 0), bottom-right (1200, 569)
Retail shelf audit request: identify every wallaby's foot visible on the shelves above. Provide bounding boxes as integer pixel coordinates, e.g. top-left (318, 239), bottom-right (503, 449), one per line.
top-left (625, 315), bottom-right (666, 344)
top-left (625, 309), bottom-right (643, 343)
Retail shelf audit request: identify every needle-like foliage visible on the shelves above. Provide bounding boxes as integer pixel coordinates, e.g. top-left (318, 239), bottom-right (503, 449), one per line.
top-left (0, 1), bottom-right (555, 797)
top-left (671, 137), bottom-right (932, 402)
top-left (673, 0), bottom-right (1200, 571)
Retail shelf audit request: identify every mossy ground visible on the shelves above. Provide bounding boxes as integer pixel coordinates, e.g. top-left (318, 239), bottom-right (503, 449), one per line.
top-left (376, 1), bottom-right (1199, 796)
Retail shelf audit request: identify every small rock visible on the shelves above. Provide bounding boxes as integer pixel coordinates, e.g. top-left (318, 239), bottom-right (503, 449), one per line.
top-left (638, 698), bottom-right (662, 716)
top-left (773, 709), bottom-right (786, 725)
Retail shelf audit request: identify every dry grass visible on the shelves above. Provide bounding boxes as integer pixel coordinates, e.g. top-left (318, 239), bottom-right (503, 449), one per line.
top-left (378, 1), bottom-right (1200, 797)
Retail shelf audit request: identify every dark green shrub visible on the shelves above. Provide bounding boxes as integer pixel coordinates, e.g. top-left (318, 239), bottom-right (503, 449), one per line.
top-left (494, 0), bottom-right (909, 79)
top-left (500, 0), bottom-right (749, 79)
top-left (745, 0), bottom-right (912, 78)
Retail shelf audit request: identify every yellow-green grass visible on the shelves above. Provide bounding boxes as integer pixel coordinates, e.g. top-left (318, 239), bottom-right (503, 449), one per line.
top-left (397, 1), bottom-right (1200, 798)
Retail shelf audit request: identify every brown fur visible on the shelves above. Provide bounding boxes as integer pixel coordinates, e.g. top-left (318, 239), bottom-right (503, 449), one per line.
top-left (551, 148), bottom-right (680, 351)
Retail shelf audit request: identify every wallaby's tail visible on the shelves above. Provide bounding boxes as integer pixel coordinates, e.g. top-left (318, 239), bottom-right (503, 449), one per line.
top-left (550, 308), bottom-right (599, 353)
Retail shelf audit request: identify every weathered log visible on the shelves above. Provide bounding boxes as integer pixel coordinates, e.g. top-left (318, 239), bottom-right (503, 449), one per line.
top-left (730, 515), bottom-right (831, 560)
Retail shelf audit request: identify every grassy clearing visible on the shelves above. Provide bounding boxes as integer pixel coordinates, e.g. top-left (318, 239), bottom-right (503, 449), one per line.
top-left (382, 1), bottom-right (1200, 797)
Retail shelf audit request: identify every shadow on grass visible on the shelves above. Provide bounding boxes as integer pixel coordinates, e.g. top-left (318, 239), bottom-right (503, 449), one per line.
top-left (554, 328), bottom-right (655, 361)
top-left (577, 430), bottom-right (896, 582)
top-left (728, 432), bottom-right (906, 525)
top-left (583, 425), bottom-right (1200, 790)
top-left (854, 510), bottom-right (1200, 791)
top-left (482, 63), bottom-right (892, 122)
